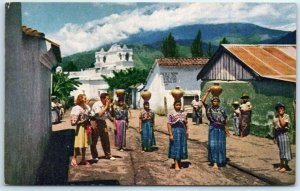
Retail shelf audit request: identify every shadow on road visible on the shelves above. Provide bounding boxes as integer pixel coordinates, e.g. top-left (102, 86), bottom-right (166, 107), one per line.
top-left (68, 180), bottom-right (120, 185)
top-left (36, 129), bottom-right (75, 185)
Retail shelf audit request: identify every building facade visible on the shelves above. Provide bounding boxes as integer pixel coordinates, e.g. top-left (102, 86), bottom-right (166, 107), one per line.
top-left (68, 44), bottom-right (133, 99)
top-left (140, 58), bottom-right (208, 114)
top-left (5, 3), bottom-right (61, 184)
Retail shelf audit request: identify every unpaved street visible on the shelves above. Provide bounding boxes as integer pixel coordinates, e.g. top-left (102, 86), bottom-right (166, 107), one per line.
top-left (53, 109), bottom-right (295, 186)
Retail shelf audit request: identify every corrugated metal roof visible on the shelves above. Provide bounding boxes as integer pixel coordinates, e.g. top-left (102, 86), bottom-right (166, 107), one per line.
top-left (156, 57), bottom-right (209, 66)
top-left (223, 44), bottom-right (296, 82)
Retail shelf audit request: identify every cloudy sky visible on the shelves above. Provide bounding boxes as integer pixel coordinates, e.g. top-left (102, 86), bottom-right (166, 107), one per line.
top-left (22, 2), bottom-right (297, 56)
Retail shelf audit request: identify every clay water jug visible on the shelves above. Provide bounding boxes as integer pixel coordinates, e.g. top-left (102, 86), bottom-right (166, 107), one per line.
top-left (116, 89), bottom-right (125, 98)
top-left (210, 83), bottom-right (223, 97)
top-left (141, 89), bottom-right (151, 101)
top-left (171, 86), bottom-right (184, 101)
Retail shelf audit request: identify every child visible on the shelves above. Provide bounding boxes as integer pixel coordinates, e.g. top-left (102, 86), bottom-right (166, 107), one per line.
top-left (167, 100), bottom-right (188, 171)
top-left (232, 101), bottom-right (241, 136)
top-left (114, 98), bottom-right (129, 151)
top-left (139, 102), bottom-right (156, 152)
top-left (273, 102), bottom-right (292, 172)
top-left (191, 95), bottom-right (203, 125)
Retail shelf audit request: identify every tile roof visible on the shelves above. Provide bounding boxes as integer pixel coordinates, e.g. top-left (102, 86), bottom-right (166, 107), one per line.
top-left (223, 44), bottom-right (296, 82)
top-left (156, 57), bottom-right (209, 66)
top-left (22, 25), bottom-right (45, 37)
top-left (22, 25), bottom-right (60, 47)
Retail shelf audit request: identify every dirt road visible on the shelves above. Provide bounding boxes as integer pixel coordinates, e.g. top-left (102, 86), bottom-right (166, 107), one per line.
top-left (53, 109), bottom-right (295, 185)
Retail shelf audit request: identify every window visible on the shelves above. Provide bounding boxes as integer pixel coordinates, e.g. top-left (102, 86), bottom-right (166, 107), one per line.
top-left (119, 53), bottom-right (122, 60)
top-left (125, 53), bottom-right (130, 61)
top-left (103, 56), bottom-right (106, 63)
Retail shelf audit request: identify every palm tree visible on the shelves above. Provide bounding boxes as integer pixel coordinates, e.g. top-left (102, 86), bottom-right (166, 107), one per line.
top-left (52, 72), bottom-right (82, 103)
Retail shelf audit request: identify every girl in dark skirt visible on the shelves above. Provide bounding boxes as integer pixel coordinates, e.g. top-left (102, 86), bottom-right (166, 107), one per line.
top-left (114, 98), bottom-right (129, 151)
top-left (167, 100), bottom-right (188, 171)
top-left (273, 102), bottom-right (292, 172)
top-left (139, 102), bottom-right (156, 152)
top-left (202, 88), bottom-right (229, 171)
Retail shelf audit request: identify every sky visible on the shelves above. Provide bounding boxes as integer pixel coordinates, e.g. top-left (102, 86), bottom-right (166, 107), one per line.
top-left (21, 2), bottom-right (297, 56)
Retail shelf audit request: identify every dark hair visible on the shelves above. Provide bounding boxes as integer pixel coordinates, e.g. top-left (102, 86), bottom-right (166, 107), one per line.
top-left (90, 116), bottom-right (97, 121)
top-left (211, 96), bottom-right (220, 102)
top-left (275, 102), bottom-right (285, 111)
top-left (143, 101), bottom-right (149, 106)
top-left (195, 95), bottom-right (199, 98)
top-left (100, 93), bottom-right (109, 100)
top-left (173, 100), bottom-right (182, 106)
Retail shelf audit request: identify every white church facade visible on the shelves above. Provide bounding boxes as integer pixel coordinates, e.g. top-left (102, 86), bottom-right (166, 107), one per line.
top-left (67, 44), bottom-right (133, 99)
top-left (139, 58), bottom-right (208, 113)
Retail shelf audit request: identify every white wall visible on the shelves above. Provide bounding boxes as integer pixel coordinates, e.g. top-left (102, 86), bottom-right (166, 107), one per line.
top-left (142, 64), bottom-right (204, 112)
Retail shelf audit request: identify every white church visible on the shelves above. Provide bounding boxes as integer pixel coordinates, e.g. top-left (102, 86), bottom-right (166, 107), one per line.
top-left (66, 44), bottom-right (134, 99)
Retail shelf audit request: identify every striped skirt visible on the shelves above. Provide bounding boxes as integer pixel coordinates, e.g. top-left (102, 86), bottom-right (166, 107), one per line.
top-left (275, 131), bottom-right (292, 161)
top-left (115, 119), bottom-right (126, 148)
top-left (208, 125), bottom-right (226, 164)
top-left (141, 120), bottom-right (156, 150)
top-left (240, 111), bottom-right (251, 137)
top-left (168, 126), bottom-right (188, 160)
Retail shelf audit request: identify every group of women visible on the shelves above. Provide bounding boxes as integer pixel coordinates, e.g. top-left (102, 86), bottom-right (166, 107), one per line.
top-left (69, 88), bottom-right (292, 173)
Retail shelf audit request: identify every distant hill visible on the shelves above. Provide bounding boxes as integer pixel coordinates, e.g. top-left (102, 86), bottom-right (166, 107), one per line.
top-left (272, 30), bottom-right (296, 44)
top-left (60, 22), bottom-right (292, 71)
top-left (61, 44), bottom-right (164, 71)
top-left (122, 22), bottom-right (289, 46)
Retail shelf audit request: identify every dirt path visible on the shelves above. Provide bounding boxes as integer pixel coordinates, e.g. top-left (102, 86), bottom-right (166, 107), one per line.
top-left (53, 109), bottom-right (295, 185)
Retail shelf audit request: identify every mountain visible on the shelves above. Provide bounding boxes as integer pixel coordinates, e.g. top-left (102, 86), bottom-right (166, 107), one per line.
top-left (271, 30), bottom-right (296, 44)
top-left (61, 44), bottom-right (163, 71)
top-left (122, 23), bottom-right (290, 46)
top-left (60, 23), bottom-right (291, 71)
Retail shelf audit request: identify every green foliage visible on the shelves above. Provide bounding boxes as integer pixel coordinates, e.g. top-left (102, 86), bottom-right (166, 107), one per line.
top-left (61, 49), bottom-right (98, 70)
top-left (61, 61), bottom-right (78, 72)
top-left (177, 44), bottom-right (192, 57)
top-left (206, 42), bottom-right (213, 58)
top-left (191, 30), bottom-right (203, 57)
top-left (52, 72), bottom-right (82, 103)
top-left (219, 37), bottom-right (230, 45)
top-left (128, 44), bottom-right (164, 70)
top-left (160, 33), bottom-right (178, 58)
top-left (101, 68), bottom-right (148, 92)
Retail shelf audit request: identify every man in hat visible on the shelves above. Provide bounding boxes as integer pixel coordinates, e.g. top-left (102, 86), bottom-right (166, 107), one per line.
top-left (191, 94), bottom-right (203, 125)
top-left (239, 93), bottom-right (252, 137)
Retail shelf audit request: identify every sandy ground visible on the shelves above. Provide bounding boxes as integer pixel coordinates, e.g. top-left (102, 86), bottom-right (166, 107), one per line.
top-left (52, 109), bottom-right (295, 186)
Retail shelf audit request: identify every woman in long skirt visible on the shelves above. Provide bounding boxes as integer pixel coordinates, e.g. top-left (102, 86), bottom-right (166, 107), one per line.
top-left (239, 93), bottom-right (252, 137)
top-left (114, 98), bottom-right (129, 151)
top-left (202, 88), bottom-right (229, 171)
top-left (167, 100), bottom-right (188, 171)
top-left (273, 102), bottom-right (292, 172)
top-left (139, 102), bottom-right (156, 152)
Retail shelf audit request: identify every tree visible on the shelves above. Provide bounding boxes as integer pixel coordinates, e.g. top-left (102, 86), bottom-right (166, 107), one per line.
top-left (62, 61), bottom-right (78, 71)
top-left (160, 32), bottom-right (178, 58)
top-left (207, 42), bottom-right (213, 58)
top-left (52, 72), bottom-right (82, 103)
top-left (219, 37), bottom-right (230, 45)
top-left (102, 68), bottom-right (148, 91)
top-left (191, 30), bottom-right (203, 57)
